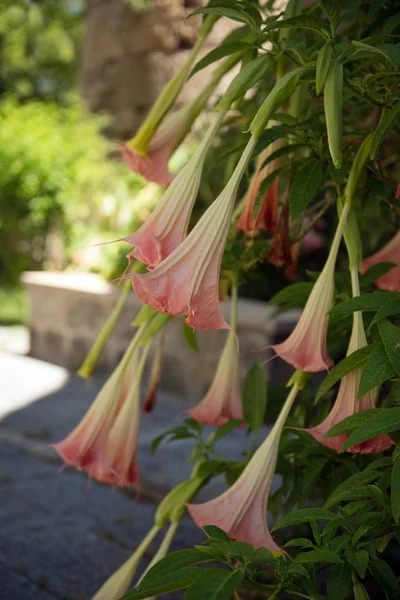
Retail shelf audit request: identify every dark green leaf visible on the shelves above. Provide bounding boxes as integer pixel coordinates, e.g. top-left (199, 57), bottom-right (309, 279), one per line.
top-left (144, 549), bottom-right (212, 580)
top-left (388, 380), bottom-right (400, 405)
top-left (265, 15), bottom-right (330, 39)
top-left (318, 0), bottom-right (341, 28)
top-left (122, 568), bottom-right (203, 600)
top-left (376, 43), bottom-right (400, 67)
top-left (217, 55), bottom-right (272, 109)
top-left (368, 559), bottom-right (399, 599)
top-left (213, 419), bottom-right (244, 442)
top-left (273, 508), bottom-right (336, 530)
top-left (340, 409), bottom-right (400, 450)
top-left (269, 282), bottom-right (313, 309)
top-left (351, 41), bottom-right (399, 67)
top-left (360, 263), bottom-right (397, 288)
top-left (254, 124), bottom-right (292, 155)
top-left (327, 562), bottom-right (352, 600)
top-left (185, 569), bottom-right (244, 600)
top-left (259, 143), bottom-right (305, 171)
top-left (190, 42), bottom-right (251, 77)
top-left (358, 342), bottom-right (396, 398)
top-left (294, 549), bottom-right (342, 564)
top-left (378, 320), bottom-right (400, 377)
top-left (326, 409), bottom-right (381, 437)
top-left (284, 538), bottom-right (315, 549)
top-left (370, 101), bottom-right (400, 159)
top-left (369, 297), bottom-right (400, 328)
top-left (191, 2), bottom-right (261, 29)
top-left (242, 362), bottom-right (266, 434)
top-left (391, 458), bottom-right (400, 523)
top-left (290, 160), bottom-right (324, 219)
top-left (345, 549), bottom-right (369, 578)
top-left (316, 345), bottom-right (375, 402)
top-left (203, 526), bottom-right (230, 541)
top-left (183, 324), bottom-right (200, 353)
top-left (330, 292), bottom-right (400, 315)
top-left (324, 471), bottom-right (381, 508)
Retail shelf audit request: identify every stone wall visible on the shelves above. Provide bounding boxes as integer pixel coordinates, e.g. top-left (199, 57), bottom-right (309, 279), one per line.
top-left (81, 0), bottom-right (235, 139)
top-left (22, 272), bottom-right (299, 399)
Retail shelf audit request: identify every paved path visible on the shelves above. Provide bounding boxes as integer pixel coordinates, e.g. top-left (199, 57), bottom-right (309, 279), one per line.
top-left (0, 352), bottom-right (271, 600)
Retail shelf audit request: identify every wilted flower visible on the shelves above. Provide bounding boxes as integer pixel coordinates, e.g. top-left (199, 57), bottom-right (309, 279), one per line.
top-left (271, 202), bottom-right (350, 372)
top-left (123, 111), bottom-right (226, 269)
top-left (267, 199), bottom-right (293, 268)
top-left (187, 332), bottom-right (243, 426)
top-left (188, 382), bottom-right (299, 550)
top-left (236, 138), bottom-right (281, 232)
top-left (132, 136), bottom-right (257, 331)
top-left (362, 231), bottom-right (400, 292)
top-left (305, 311), bottom-right (394, 453)
top-left (53, 339), bottom-right (149, 486)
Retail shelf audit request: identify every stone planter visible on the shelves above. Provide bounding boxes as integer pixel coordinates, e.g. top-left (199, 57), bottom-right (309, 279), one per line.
top-left (22, 271), bottom-right (298, 400)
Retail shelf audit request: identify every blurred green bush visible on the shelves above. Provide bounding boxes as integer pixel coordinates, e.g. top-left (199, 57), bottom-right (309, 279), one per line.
top-left (0, 95), bottom-right (164, 285)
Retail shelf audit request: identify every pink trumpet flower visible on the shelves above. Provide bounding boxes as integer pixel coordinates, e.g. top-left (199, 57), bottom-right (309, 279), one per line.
top-left (53, 338), bottom-right (148, 486)
top-left (361, 231), bottom-right (400, 292)
top-left (271, 202), bottom-right (351, 372)
top-left (121, 99), bottom-right (202, 187)
top-left (132, 136), bottom-right (257, 331)
top-left (305, 311), bottom-right (394, 453)
top-left (123, 111), bottom-right (226, 269)
top-left (188, 382), bottom-right (299, 550)
top-left (236, 139), bottom-right (281, 233)
top-left (186, 333), bottom-right (243, 426)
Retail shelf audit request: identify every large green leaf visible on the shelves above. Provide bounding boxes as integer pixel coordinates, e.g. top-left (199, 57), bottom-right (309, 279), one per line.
top-left (315, 345), bottom-right (375, 402)
top-left (290, 159), bottom-right (324, 219)
top-left (368, 559), bottom-right (399, 599)
top-left (324, 471), bottom-right (382, 508)
top-left (242, 362), bottom-right (267, 434)
top-left (345, 549), bottom-right (369, 578)
top-left (264, 14), bottom-right (330, 39)
top-left (359, 263), bottom-right (396, 288)
top-left (143, 549), bottom-right (212, 580)
top-left (318, 0), bottom-right (341, 29)
top-left (272, 508), bottom-right (336, 530)
top-left (185, 569), bottom-right (244, 600)
top-left (377, 320), bottom-right (400, 376)
top-left (351, 40), bottom-right (399, 68)
top-left (358, 342), bottom-right (396, 398)
top-left (217, 55), bottom-right (272, 109)
top-left (190, 42), bottom-right (251, 77)
top-left (122, 568), bottom-right (204, 600)
top-left (369, 297), bottom-right (400, 327)
top-left (339, 408), bottom-right (400, 450)
top-left (191, 1), bottom-right (261, 29)
top-left (269, 281), bottom-right (313, 310)
top-left (327, 563), bottom-right (352, 600)
top-left (325, 409), bottom-right (381, 437)
top-left (330, 292), bottom-right (400, 314)
top-left (294, 549), bottom-right (342, 564)
top-left (391, 458), bottom-right (400, 523)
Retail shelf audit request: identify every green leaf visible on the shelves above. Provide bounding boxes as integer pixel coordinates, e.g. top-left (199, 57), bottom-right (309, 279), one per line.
top-left (324, 471), bottom-right (381, 508)
top-left (378, 320), bottom-right (400, 377)
top-left (391, 458), bottom-right (400, 523)
top-left (370, 101), bottom-right (400, 159)
top-left (203, 526), bottom-right (230, 541)
top-left (316, 41), bottom-right (333, 94)
top-left (326, 409), bottom-right (381, 437)
top-left (369, 297), bottom-right (400, 328)
top-left (122, 568), bottom-right (203, 600)
top-left (183, 324), bottom-right (200, 353)
top-left (213, 419), bottom-right (244, 442)
top-left (330, 292), bottom-right (400, 314)
top-left (185, 569), bottom-right (244, 600)
top-left (315, 345), bottom-right (375, 402)
top-left (254, 124), bottom-right (292, 155)
top-left (269, 281), bottom-right (313, 309)
top-left (358, 342), bottom-right (396, 398)
top-left (265, 15), bottom-right (330, 39)
top-left (345, 549), bottom-right (369, 578)
top-left (259, 142), bottom-right (305, 171)
top-left (327, 562), bottom-right (352, 600)
top-left (290, 160), bottom-right (323, 219)
top-left (368, 559), bottom-right (399, 599)
top-left (191, 1), bottom-right (261, 29)
top-left (339, 409), bottom-right (400, 450)
top-left (375, 43), bottom-right (400, 67)
top-left (318, 0), bottom-right (341, 28)
top-left (217, 55), bottom-right (272, 109)
top-left (351, 40), bottom-right (399, 68)
top-left (294, 549), bottom-right (342, 564)
top-left (242, 362), bottom-right (267, 434)
top-left (143, 549), bottom-right (211, 580)
top-left (190, 42), bottom-right (251, 77)
top-left (284, 538), bottom-right (315, 549)
top-left (359, 263), bottom-right (397, 288)
top-left (272, 508), bottom-right (336, 530)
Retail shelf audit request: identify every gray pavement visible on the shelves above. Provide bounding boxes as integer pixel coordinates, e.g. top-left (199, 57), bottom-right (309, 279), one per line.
top-left (0, 351), bottom-right (269, 600)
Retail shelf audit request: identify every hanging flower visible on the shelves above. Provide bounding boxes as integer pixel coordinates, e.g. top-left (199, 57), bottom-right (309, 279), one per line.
top-left (188, 382), bottom-right (299, 550)
top-left (236, 138), bottom-right (281, 233)
top-left (132, 136), bottom-right (257, 331)
top-left (123, 111), bottom-right (226, 269)
top-left (271, 202), bottom-right (350, 372)
top-left (122, 101), bottom-right (200, 187)
top-left (187, 333), bottom-right (243, 426)
top-left (53, 340), bottom-right (147, 486)
top-left (361, 231), bottom-right (400, 292)
top-left (305, 312), bottom-right (394, 453)
top-left (267, 199), bottom-right (293, 268)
